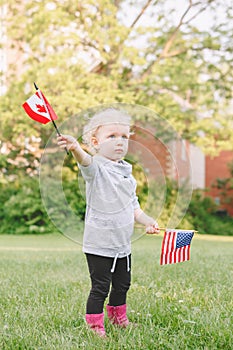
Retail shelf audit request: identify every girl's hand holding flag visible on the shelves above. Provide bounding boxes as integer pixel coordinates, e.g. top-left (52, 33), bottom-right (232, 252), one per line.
top-left (146, 223), bottom-right (160, 234)
top-left (57, 134), bottom-right (78, 152)
top-left (134, 208), bottom-right (160, 234)
top-left (57, 134), bottom-right (92, 166)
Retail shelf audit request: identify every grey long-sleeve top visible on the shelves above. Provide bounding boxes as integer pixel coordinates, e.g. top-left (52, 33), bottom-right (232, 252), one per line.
top-left (78, 154), bottom-right (140, 259)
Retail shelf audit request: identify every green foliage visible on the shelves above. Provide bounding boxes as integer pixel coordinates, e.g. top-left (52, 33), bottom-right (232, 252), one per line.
top-left (1, 0), bottom-right (233, 237)
top-left (0, 175), bottom-right (86, 235)
top-left (134, 172), bottom-right (233, 235)
top-left (0, 0), bottom-right (233, 173)
top-left (63, 177), bottom-right (86, 221)
top-left (211, 159), bottom-right (233, 206)
top-left (183, 190), bottom-right (233, 235)
top-left (0, 177), bottom-right (52, 234)
top-left (1, 168), bottom-right (232, 236)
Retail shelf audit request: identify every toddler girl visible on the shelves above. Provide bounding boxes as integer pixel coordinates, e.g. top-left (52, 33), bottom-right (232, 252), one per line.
top-left (57, 108), bottom-right (159, 336)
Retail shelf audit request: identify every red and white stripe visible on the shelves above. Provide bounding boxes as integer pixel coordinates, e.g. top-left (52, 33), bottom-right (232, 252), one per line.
top-left (160, 230), bottom-right (191, 265)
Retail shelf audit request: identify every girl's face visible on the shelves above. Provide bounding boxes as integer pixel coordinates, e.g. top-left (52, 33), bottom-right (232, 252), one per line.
top-left (91, 124), bottom-right (130, 161)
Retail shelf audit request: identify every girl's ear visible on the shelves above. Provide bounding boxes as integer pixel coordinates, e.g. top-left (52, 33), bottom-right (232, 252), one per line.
top-left (91, 136), bottom-right (99, 149)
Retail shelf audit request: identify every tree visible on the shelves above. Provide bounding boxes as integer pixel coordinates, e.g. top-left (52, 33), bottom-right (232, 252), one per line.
top-left (0, 0), bottom-right (233, 178)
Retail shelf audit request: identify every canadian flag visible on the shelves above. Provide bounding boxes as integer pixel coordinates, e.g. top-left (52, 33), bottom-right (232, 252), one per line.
top-left (22, 90), bottom-right (58, 124)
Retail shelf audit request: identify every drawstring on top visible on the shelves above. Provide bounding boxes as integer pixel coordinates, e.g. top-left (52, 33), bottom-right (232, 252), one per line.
top-left (110, 253), bottom-right (130, 273)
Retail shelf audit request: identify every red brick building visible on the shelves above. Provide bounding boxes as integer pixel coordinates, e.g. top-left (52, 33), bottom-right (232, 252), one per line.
top-left (130, 124), bottom-right (233, 216)
top-left (129, 124), bottom-right (191, 182)
top-left (205, 151), bottom-right (233, 216)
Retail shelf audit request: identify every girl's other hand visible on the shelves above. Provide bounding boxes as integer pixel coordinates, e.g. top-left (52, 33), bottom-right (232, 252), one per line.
top-left (146, 222), bottom-right (160, 235)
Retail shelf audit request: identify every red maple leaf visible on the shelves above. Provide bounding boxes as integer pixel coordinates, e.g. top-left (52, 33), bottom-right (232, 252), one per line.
top-left (36, 104), bottom-right (46, 113)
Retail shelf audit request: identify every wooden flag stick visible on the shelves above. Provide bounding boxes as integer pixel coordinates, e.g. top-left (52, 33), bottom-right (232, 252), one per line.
top-left (157, 227), bottom-right (198, 233)
top-left (134, 224), bottom-right (198, 233)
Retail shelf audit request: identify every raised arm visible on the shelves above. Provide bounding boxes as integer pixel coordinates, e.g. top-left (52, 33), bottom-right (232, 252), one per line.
top-left (57, 134), bottom-right (92, 166)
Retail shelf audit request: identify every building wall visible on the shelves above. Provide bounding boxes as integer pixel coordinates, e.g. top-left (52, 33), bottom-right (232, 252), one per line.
top-left (205, 150), bottom-right (233, 216)
top-left (129, 124), bottom-right (191, 183)
top-left (189, 144), bottom-right (205, 189)
top-left (168, 139), bottom-right (191, 184)
top-left (130, 124), bottom-right (233, 216)
top-left (129, 124), bottom-right (168, 180)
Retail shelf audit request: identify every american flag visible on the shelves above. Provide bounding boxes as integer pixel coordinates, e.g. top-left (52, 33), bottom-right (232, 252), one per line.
top-left (160, 229), bottom-right (194, 265)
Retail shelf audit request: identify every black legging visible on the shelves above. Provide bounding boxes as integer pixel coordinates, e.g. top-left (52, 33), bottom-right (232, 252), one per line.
top-left (85, 253), bottom-right (131, 314)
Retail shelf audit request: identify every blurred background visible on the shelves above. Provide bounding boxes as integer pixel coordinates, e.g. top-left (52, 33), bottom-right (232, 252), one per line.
top-left (0, 0), bottom-right (232, 235)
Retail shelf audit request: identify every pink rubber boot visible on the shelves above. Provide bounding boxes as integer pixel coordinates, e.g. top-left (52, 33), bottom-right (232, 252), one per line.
top-left (85, 313), bottom-right (106, 337)
top-left (106, 304), bottom-right (129, 327)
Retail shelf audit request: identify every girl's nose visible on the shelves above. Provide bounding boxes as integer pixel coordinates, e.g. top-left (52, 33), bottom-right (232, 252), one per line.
top-left (116, 137), bottom-right (123, 145)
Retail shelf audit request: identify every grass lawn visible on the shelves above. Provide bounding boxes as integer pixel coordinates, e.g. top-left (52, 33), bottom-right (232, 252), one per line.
top-left (0, 233), bottom-right (232, 350)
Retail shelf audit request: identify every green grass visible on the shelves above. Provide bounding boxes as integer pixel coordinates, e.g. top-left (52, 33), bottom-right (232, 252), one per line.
top-left (0, 233), bottom-right (232, 350)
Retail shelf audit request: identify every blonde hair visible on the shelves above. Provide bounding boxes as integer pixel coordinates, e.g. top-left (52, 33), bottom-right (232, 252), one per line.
top-left (82, 108), bottom-right (132, 154)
